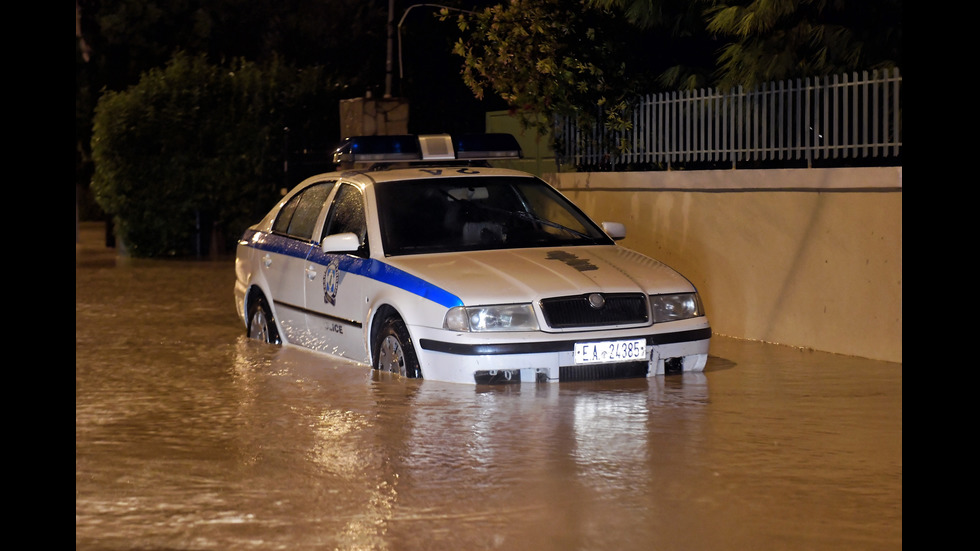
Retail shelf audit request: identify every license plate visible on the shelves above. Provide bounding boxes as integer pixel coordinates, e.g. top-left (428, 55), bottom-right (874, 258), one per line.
top-left (573, 338), bottom-right (647, 364)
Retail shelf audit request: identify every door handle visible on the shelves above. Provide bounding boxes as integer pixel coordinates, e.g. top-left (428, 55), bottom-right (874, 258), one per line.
top-left (262, 254), bottom-right (272, 268)
top-left (306, 265), bottom-right (317, 280)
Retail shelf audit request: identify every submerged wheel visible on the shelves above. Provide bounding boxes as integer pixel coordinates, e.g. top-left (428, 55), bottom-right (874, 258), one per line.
top-left (373, 315), bottom-right (422, 378)
top-left (247, 294), bottom-right (281, 345)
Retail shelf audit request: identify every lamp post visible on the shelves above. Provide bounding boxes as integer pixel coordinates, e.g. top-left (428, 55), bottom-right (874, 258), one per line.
top-left (384, 2), bottom-right (477, 98)
top-left (384, 0), bottom-right (395, 98)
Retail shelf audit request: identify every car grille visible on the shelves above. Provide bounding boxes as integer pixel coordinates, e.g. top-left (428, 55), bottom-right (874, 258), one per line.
top-left (539, 293), bottom-right (649, 329)
top-left (560, 361), bottom-right (650, 381)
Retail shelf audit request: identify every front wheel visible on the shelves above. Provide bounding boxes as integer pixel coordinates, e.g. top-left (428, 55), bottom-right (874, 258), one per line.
top-left (374, 316), bottom-right (422, 378)
top-left (247, 294), bottom-right (281, 345)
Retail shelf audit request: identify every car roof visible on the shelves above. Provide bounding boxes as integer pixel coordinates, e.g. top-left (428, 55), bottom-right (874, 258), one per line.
top-left (296, 133), bottom-right (537, 186)
top-left (337, 165), bottom-right (537, 184)
top-left (332, 134), bottom-right (523, 165)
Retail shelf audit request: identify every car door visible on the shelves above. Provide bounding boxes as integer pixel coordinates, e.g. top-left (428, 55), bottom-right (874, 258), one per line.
top-left (265, 180), bottom-right (336, 346)
top-left (303, 182), bottom-right (373, 363)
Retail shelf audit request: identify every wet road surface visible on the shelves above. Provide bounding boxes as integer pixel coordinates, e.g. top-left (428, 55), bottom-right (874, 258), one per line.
top-left (76, 222), bottom-right (902, 550)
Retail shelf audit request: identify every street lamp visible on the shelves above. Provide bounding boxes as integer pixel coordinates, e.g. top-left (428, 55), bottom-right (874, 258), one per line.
top-left (384, 2), bottom-right (476, 98)
top-left (384, 0), bottom-right (395, 98)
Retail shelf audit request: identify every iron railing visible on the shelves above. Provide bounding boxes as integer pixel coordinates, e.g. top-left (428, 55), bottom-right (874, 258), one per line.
top-left (557, 68), bottom-right (902, 170)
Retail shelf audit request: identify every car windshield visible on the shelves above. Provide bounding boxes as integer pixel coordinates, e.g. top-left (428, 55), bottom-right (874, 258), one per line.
top-left (375, 176), bottom-right (613, 256)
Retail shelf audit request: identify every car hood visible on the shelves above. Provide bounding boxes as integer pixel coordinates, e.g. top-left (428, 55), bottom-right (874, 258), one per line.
top-left (385, 245), bottom-right (695, 305)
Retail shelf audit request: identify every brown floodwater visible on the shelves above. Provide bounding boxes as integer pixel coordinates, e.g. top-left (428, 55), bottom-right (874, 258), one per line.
top-left (75, 222), bottom-right (902, 551)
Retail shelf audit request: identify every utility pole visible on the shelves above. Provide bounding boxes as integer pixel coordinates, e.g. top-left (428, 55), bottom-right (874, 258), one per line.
top-left (350, 2), bottom-right (474, 136)
top-left (386, 2), bottom-right (477, 98)
top-left (384, 0), bottom-right (395, 98)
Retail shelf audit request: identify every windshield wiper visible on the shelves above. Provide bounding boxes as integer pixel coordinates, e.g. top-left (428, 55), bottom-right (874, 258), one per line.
top-left (513, 211), bottom-right (592, 239)
top-left (440, 188), bottom-right (596, 241)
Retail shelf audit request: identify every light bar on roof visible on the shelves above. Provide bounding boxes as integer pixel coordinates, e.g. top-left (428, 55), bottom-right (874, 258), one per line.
top-left (333, 133), bottom-right (523, 164)
top-left (332, 135), bottom-right (421, 163)
top-left (454, 133), bottom-right (523, 159)
top-left (418, 134), bottom-right (456, 160)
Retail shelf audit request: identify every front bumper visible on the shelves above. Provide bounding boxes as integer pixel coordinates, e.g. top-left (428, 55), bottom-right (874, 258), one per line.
top-left (411, 322), bottom-right (711, 384)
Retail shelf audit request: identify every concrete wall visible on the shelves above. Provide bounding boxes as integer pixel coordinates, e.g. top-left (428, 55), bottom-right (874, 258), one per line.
top-left (543, 167), bottom-right (903, 364)
top-left (339, 97), bottom-right (409, 137)
top-left (484, 111), bottom-right (556, 176)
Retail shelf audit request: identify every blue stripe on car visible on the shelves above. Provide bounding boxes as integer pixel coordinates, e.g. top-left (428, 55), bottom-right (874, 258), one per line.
top-left (242, 230), bottom-right (463, 308)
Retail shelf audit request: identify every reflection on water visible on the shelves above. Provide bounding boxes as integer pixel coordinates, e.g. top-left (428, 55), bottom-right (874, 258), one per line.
top-left (76, 224), bottom-right (901, 551)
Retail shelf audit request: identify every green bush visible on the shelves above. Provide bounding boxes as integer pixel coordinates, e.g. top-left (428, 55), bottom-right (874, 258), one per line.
top-left (91, 52), bottom-right (347, 257)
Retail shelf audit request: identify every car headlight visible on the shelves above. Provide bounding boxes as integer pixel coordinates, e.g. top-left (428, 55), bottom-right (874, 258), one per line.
top-left (444, 304), bottom-right (539, 332)
top-left (650, 293), bottom-right (704, 322)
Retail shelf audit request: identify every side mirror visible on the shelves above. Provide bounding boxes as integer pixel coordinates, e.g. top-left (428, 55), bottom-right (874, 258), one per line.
top-left (602, 221), bottom-right (626, 241)
top-left (321, 232), bottom-right (361, 253)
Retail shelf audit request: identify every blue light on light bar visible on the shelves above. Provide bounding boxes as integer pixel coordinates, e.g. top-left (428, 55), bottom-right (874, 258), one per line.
top-left (333, 134), bottom-right (523, 164)
top-left (333, 135), bottom-right (421, 163)
top-left (454, 134), bottom-right (523, 159)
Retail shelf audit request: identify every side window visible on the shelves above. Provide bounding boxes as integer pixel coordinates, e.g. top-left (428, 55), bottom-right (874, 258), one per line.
top-left (272, 182), bottom-right (335, 240)
top-left (322, 183), bottom-right (368, 254)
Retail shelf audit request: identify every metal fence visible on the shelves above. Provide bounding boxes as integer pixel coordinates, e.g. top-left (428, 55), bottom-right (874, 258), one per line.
top-left (557, 68), bottom-right (902, 170)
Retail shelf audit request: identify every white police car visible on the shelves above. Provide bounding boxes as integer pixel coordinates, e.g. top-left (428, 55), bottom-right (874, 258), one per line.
top-left (234, 134), bottom-right (710, 384)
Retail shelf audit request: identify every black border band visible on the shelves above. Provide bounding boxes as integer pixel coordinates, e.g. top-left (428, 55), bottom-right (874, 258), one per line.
top-left (419, 327), bottom-right (711, 356)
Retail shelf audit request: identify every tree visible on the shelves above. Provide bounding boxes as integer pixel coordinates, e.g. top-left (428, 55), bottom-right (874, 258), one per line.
top-left (591, 0), bottom-right (903, 90)
top-left (448, 0), bottom-right (657, 153)
top-left (76, 0), bottom-right (388, 226)
top-left (707, 0), bottom-right (902, 90)
top-left (585, 0), bottom-right (719, 90)
top-left (91, 53), bottom-right (348, 257)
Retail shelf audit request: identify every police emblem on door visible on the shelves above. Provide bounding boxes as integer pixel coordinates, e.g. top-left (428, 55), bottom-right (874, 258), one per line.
top-left (323, 258), bottom-right (341, 305)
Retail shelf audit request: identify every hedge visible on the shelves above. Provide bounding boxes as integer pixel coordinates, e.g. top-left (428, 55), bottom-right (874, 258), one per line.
top-left (91, 52), bottom-right (349, 257)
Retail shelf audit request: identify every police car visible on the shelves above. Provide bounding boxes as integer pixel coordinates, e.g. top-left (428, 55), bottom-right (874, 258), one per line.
top-left (234, 134), bottom-right (710, 384)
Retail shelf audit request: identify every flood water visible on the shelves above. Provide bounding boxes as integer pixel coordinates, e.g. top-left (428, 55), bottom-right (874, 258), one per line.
top-left (76, 222), bottom-right (902, 551)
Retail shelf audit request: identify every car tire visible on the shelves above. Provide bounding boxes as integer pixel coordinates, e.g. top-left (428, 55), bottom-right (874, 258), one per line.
top-left (247, 294), bottom-right (281, 345)
top-left (374, 315), bottom-right (422, 378)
